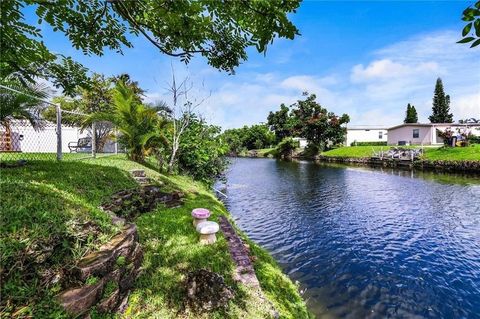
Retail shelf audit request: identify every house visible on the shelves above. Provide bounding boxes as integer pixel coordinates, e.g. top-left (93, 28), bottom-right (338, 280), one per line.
top-left (345, 126), bottom-right (388, 146)
top-left (292, 137), bottom-right (308, 148)
top-left (387, 123), bottom-right (480, 146)
top-left (0, 120), bottom-right (119, 153)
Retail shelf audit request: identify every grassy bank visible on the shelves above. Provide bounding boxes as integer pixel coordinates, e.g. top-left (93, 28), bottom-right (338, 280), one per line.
top-left (321, 145), bottom-right (480, 161)
top-left (320, 146), bottom-right (401, 158)
top-left (423, 144), bottom-right (480, 161)
top-left (238, 148), bottom-right (275, 157)
top-left (1, 156), bottom-right (310, 318)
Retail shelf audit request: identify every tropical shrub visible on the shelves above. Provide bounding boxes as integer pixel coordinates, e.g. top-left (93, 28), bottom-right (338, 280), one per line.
top-left (0, 78), bottom-right (49, 131)
top-left (176, 115), bottom-right (229, 185)
top-left (85, 81), bottom-right (158, 162)
top-left (222, 124), bottom-right (275, 153)
top-left (274, 137), bottom-right (299, 159)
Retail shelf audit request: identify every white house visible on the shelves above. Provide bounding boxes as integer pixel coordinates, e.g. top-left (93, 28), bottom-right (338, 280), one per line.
top-left (1, 120), bottom-right (122, 154)
top-left (292, 137), bottom-right (308, 148)
top-left (345, 126), bottom-right (388, 146)
top-left (387, 123), bottom-right (480, 146)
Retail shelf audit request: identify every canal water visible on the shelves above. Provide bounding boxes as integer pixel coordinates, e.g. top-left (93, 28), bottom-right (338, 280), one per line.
top-left (219, 158), bottom-right (480, 318)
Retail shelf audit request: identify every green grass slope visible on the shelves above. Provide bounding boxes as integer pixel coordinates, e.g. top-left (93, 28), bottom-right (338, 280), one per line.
top-left (1, 156), bottom-right (311, 319)
top-left (320, 146), bottom-right (395, 158)
top-left (423, 144), bottom-right (480, 161)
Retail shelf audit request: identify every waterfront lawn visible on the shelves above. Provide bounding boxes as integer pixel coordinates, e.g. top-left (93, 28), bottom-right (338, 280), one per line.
top-left (423, 144), bottom-right (480, 161)
top-left (321, 146), bottom-right (399, 158)
top-left (1, 160), bottom-right (135, 318)
top-left (1, 156), bottom-right (311, 318)
top-left (238, 148), bottom-right (275, 157)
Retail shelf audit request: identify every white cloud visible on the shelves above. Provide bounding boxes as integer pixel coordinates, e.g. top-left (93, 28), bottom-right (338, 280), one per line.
top-left (351, 59), bottom-right (439, 83)
top-left (144, 30), bottom-right (480, 129)
top-left (453, 93), bottom-right (480, 120)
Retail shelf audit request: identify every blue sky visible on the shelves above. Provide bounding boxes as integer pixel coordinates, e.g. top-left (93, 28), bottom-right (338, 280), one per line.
top-left (33, 1), bottom-right (479, 128)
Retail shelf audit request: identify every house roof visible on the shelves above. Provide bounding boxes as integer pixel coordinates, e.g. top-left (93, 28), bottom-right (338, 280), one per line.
top-left (346, 126), bottom-right (388, 130)
top-left (387, 123), bottom-right (480, 131)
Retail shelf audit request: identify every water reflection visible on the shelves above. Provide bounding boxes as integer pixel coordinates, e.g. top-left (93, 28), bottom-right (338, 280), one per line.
top-left (220, 158), bottom-right (480, 318)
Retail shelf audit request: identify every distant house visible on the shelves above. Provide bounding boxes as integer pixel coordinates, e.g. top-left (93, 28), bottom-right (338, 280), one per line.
top-left (292, 137), bottom-right (308, 148)
top-left (345, 126), bottom-right (388, 146)
top-left (0, 120), bottom-right (119, 153)
top-left (387, 123), bottom-right (480, 146)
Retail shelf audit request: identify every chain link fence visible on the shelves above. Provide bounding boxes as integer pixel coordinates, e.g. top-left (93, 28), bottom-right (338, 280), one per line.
top-left (0, 85), bottom-right (121, 163)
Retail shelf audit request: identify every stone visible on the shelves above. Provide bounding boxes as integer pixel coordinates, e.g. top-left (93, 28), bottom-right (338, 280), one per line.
top-left (57, 281), bottom-right (105, 316)
top-left (196, 221), bottom-right (219, 245)
top-left (74, 224), bottom-right (137, 281)
top-left (129, 169), bottom-right (146, 177)
top-left (191, 208), bottom-right (211, 227)
top-left (57, 218), bottom-right (143, 317)
top-left (218, 216), bottom-right (260, 287)
top-left (184, 269), bottom-right (234, 312)
top-left (96, 289), bottom-right (120, 313)
top-left (74, 250), bottom-right (115, 281)
top-left (100, 187), bottom-right (184, 220)
top-left (115, 292), bottom-right (130, 314)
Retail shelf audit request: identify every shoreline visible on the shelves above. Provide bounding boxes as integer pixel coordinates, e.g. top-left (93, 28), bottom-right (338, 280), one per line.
top-left (233, 153), bottom-right (480, 174)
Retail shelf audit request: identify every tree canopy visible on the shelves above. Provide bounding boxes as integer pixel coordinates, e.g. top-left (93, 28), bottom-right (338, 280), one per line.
top-left (267, 103), bottom-right (295, 143)
top-left (458, 1), bottom-right (480, 48)
top-left (429, 78), bottom-right (453, 123)
top-left (404, 103), bottom-right (418, 123)
top-left (1, 0), bottom-right (300, 92)
top-left (290, 93), bottom-right (350, 151)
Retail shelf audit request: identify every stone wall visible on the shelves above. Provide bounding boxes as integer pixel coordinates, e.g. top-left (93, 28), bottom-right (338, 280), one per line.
top-left (57, 223), bottom-right (143, 317)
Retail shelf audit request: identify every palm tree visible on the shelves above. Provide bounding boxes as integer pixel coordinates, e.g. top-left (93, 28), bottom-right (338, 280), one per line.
top-left (84, 81), bottom-right (159, 162)
top-left (0, 79), bottom-right (49, 151)
top-left (146, 117), bottom-right (171, 171)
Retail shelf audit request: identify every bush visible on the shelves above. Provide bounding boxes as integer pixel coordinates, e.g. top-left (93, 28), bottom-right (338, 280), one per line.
top-left (177, 115), bottom-right (229, 185)
top-left (469, 135), bottom-right (480, 144)
top-left (274, 137), bottom-right (299, 158)
top-left (350, 141), bottom-right (387, 146)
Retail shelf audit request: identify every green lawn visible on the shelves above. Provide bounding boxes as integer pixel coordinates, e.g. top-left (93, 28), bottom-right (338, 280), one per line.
top-left (423, 144), bottom-right (480, 161)
top-left (321, 145), bottom-right (480, 161)
top-left (0, 152), bottom-right (119, 162)
top-left (238, 148), bottom-right (275, 157)
top-left (1, 155), bottom-right (310, 318)
top-left (320, 146), bottom-right (399, 158)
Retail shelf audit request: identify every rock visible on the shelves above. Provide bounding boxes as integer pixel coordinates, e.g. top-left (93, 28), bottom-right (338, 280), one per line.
top-left (74, 224), bottom-right (137, 281)
top-left (58, 281), bottom-right (105, 316)
top-left (115, 292), bottom-right (130, 314)
top-left (74, 250), bottom-right (115, 281)
top-left (100, 187), bottom-right (184, 220)
top-left (57, 220), bottom-right (142, 316)
top-left (184, 269), bottom-right (234, 312)
top-left (129, 169), bottom-right (146, 177)
top-left (96, 289), bottom-right (120, 313)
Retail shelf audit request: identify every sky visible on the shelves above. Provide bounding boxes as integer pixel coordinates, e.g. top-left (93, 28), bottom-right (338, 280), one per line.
top-left (31, 1), bottom-right (479, 129)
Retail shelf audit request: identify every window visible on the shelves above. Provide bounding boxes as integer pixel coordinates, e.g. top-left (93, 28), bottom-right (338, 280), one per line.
top-left (413, 129), bottom-right (419, 138)
top-left (378, 131), bottom-right (383, 139)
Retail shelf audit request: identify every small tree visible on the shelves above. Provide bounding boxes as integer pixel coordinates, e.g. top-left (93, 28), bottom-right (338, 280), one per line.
top-left (290, 93), bottom-right (350, 151)
top-left (176, 115), bottom-right (228, 185)
top-left (274, 137), bottom-right (299, 159)
top-left (404, 103), bottom-right (418, 123)
top-left (165, 68), bottom-right (209, 174)
top-left (85, 81), bottom-right (158, 162)
top-left (429, 78), bottom-right (453, 123)
top-left (267, 104), bottom-right (294, 143)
